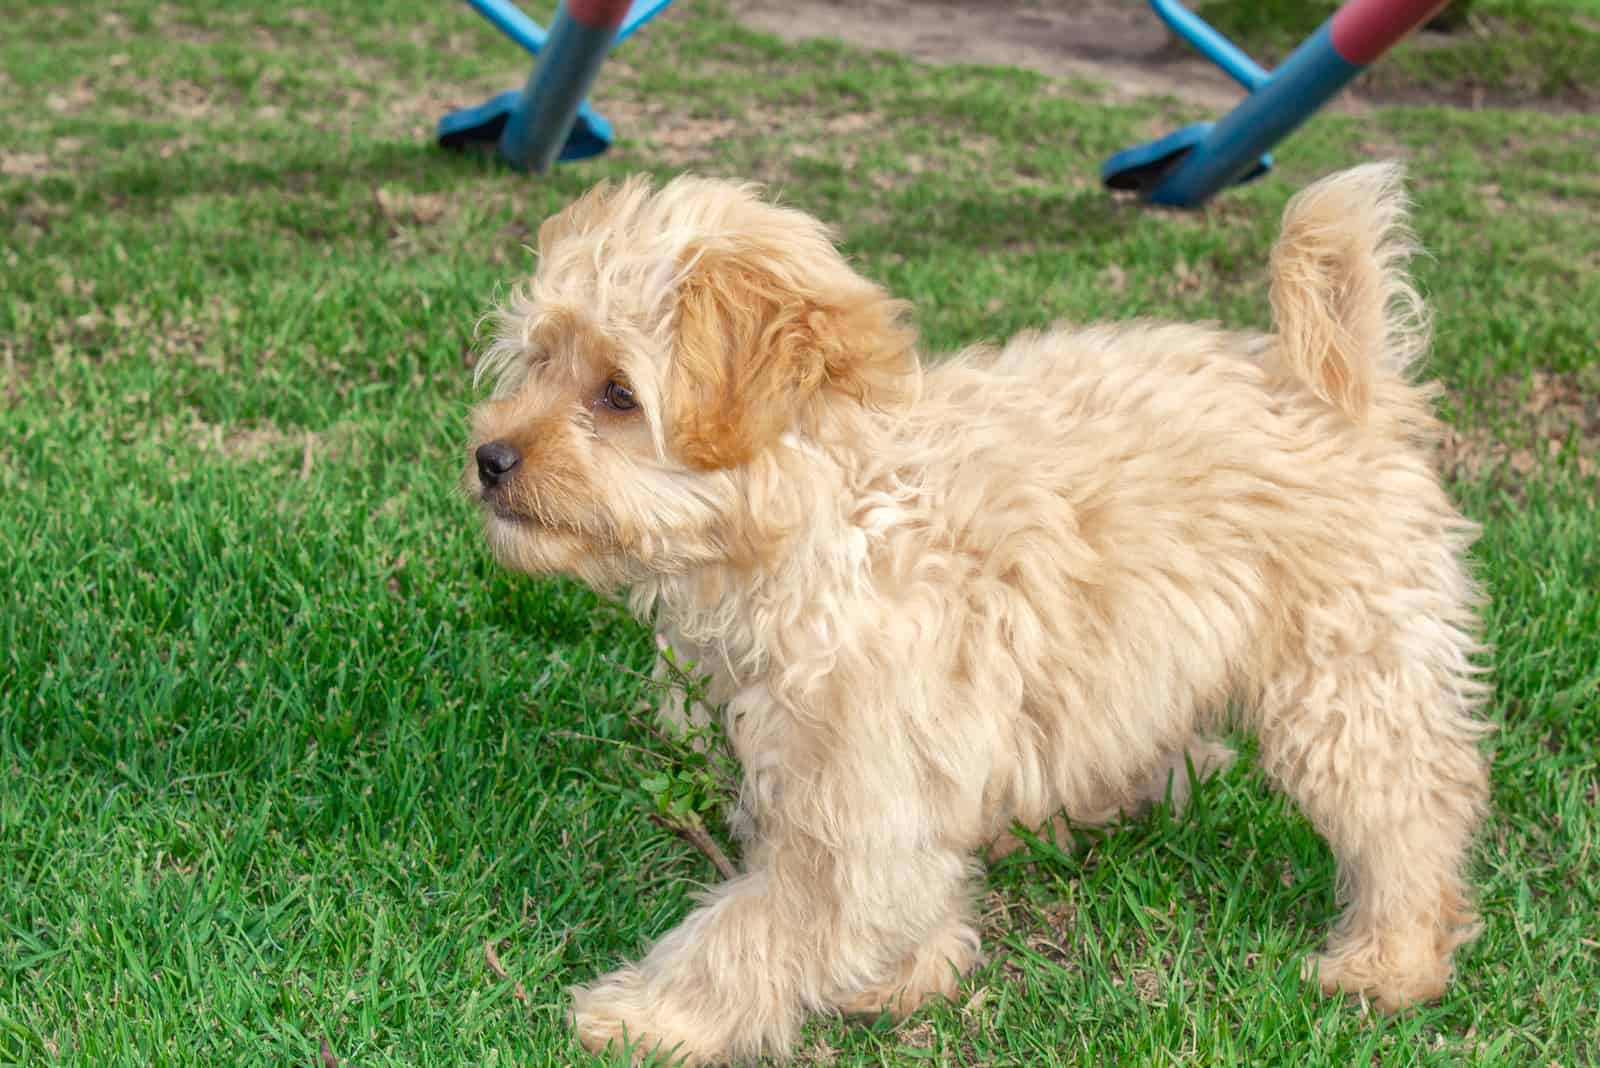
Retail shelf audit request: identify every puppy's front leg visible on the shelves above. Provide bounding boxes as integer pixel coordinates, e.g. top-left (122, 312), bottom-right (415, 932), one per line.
top-left (572, 713), bottom-right (976, 1064)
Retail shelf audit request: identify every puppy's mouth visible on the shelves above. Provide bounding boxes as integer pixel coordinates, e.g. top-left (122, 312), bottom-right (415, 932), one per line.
top-left (481, 495), bottom-right (533, 524)
top-left (479, 493), bottom-right (556, 531)
top-left (476, 486), bottom-right (591, 540)
top-left (464, 464), bottom-right (626, 560)
top-left (462, 465), bottom-right (547, 528)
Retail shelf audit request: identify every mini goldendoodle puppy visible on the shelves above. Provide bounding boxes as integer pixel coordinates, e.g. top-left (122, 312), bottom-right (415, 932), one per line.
top-left (464, 164), bottom-right (1492, 1065)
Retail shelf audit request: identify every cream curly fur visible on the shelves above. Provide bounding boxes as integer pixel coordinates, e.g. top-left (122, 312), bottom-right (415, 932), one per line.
top-left (464, 163), bottom-right (1492, 1065)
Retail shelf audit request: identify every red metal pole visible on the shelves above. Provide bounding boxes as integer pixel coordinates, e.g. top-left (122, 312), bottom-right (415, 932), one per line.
top-left (1330, 0), bottom-right (1453, 64)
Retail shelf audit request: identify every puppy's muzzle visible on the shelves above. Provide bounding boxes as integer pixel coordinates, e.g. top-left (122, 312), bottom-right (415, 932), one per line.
top-left (475, 440), bottom-right (522, 489)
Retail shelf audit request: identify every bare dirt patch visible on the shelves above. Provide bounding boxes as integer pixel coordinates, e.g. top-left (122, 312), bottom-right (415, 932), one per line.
top-left (1440, 370), bottom-right (1600, 490)
top-left (600, 77), bottom-right (998, 193)
top-left (44, 79), bottom-right (97, 117)
top-left (1, 152), bottom-right (53, 179)
top-left (185, 415), bottom-right (342, 476)
top-left (730, 0), bottom-right (1580, 112)
top-left (373, 186), bottom-right (453, 227)
top-left (732, 0), bottom-right (1252, 111)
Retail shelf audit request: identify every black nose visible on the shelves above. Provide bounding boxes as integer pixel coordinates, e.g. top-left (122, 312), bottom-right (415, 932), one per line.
top-left (475, 440), bottom-right (521, 487)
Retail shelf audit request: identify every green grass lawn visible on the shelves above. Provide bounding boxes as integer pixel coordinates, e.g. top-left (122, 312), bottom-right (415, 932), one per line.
top-left (3, 1), bottom-right (1597, 1065)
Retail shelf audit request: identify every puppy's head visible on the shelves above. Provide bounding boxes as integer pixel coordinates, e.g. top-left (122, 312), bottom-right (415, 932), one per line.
top-left (464, 175), bottom-right (917, 585)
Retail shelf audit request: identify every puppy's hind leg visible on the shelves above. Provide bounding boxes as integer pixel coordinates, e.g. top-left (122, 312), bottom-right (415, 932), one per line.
top-left (1260, 162), bottom-right (1492, 1011)
top-left (1253, 635), bottom-right (1491, 1012)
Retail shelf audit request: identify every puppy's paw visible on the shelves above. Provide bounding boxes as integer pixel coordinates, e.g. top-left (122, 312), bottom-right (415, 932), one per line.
top-left (571, 969), bottom-right (711, 1066)
top-left (834, 920), bottom-right (981, 1019)
top-left (1303, 926), bottom-right (1455, 1015)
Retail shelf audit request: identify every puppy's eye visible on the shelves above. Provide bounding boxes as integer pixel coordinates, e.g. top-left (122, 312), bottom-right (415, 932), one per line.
top-left (602, 379), bottom-right (638, 412)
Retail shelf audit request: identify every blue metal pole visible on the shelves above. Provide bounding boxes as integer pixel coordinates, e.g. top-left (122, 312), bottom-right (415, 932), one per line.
top-left (1149, 22), bottom-right (1360, 207)
top-left (497, 2), bottom-right (623, 173)
top-left (615, 0), bottom-right (677, 43)
top-left (1147, 0), bottom-right (1269, 91)
top-left (463, 0), bottom-right (548, 55)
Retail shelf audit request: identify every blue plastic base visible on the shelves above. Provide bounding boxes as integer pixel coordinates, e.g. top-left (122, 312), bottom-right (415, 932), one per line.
top-left (1104, 3), bottom-right (1367, 207)
top-left (1102, 123), bottom-right (1270, 196)
top-left (1148, 22), bottom-right (1358, 206)
top-left (442, 0), bottom-right (676, 171)
top-left (437, 90), bottom-right (613, 163)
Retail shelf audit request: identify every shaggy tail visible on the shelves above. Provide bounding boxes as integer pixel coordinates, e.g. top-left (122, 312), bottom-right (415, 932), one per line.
top-left (1269, 162), bottom-right (1429, 421)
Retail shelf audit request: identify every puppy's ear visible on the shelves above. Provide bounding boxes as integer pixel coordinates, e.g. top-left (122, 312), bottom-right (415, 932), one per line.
top-left (667, 244), bottom-right (916, 471)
